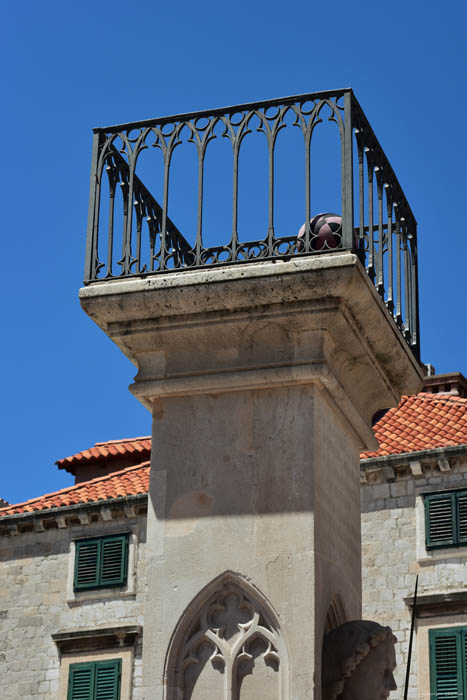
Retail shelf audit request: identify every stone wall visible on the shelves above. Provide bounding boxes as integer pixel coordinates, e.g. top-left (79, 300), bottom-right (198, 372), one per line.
top-left (0, 509), bottom-right (147, 700)
top-left (3, 449), bottom-right (467, 700)
top-left (361, 454), bottom-right (467, 699)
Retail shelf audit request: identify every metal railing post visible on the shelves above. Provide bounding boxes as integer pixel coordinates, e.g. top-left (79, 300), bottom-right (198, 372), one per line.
top-left (83, 91), bottom-right (420, 363)
top-left (411, 230), bottom-right (421, 361)
top-left (83, 132), bottom-right (101, 284)
top-left (342, 90), bottom-right (355, 251)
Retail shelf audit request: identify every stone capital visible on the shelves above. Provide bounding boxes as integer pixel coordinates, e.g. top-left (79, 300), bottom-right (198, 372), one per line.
top-left (80, 253), bottom-right (422, 451)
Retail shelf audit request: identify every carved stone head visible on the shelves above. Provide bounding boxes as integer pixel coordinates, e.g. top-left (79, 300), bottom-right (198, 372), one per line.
top-left (322, 620), bottom-right (397, 700)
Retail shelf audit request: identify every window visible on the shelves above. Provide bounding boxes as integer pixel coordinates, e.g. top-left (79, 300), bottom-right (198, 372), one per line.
top-left (424, 490), bottom-right (467, 549)
top-left (67, 659), bottom-right (121, 700)
top-left (74, 533), bottom-right (129, 591)
top-left (429, 627), bottom-right (467, 700)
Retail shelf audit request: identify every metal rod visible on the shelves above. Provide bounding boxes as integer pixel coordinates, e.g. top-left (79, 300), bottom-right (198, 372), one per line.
top-left (105, 169), bottom-right (115, 278)
top-left (231, 140), bottom-right (240, 258)
top-left (367, 153), bottom-right (375, 280)
top-left (149, 216), bottom-right (156, 272)
top-left (135, 199), bottom-right (142, 273)
top-left (84, 132), bottom-right (102, 283)
top-left (304, 129), bottom-right (311, 253)
top-left (376, 173), bottom-right (384, 296)
top-left (120, 180), bottom-right (129, 275)
top-left (403, 223), bottom-right (410, 338)
top-left (123, 159), bottom-right (135, 275)
top-left (395, 217), bottom-right (402, 325)
top-left (347, 95), bottom-right (417, 226)
top-left (386, 195), bottom-right (394, 312)
top-left (357, 139), bottom-right (364, 248)
top-left (84, 91), bottom-right (420, 360)
top-left (411, 232), bottom-right (420, 361)
top-left (267, 129), bottom-right (275, 254)
top-left (342, 90), bottom-right (354, 250)
top-left (403, 575), bottom-right (418, 700)
top-left (161, 153), bottom-right (171, 271)
top-left (195, 146), bottom-right (205, 264)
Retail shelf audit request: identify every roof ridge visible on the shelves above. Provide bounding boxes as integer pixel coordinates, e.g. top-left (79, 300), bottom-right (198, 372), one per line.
top-left (361, 442), bottom-right (467, 463)
top-left (417, 391), bottom-right (467, 402)
top-left (56, 436), bottom-right (152, 469)
top-left (94, 436), bottom-right (151, 446)
top-left (0, 461), bottom-right (150, 514)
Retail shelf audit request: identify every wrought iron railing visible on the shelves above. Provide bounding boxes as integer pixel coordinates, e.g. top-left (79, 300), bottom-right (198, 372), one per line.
top-left (84, 88), bottom-right (420, 360)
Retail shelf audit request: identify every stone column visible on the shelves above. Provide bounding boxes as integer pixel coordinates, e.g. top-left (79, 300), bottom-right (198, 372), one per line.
top-left (80, 252), bottom-right (422, 700)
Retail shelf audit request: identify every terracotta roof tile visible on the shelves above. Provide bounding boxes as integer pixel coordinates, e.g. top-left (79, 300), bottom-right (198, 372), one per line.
top-left (361, 393), bottom-right (467, 459)
top-left (0, 462), bottom-right (150, 517)
top-left (3, 391), bottom-right (467, 518)
top-left (56, 437), bottom-right (151, 473)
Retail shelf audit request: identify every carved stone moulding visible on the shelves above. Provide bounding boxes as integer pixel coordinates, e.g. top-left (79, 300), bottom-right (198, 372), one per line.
top-left (0, 495), bottom-right (148, 538)
top-left (52, 624), bottom-right (142, 653)
top-left (404, 591), bottom-right (467, 618)
top-left (361, 446), bottom-right (467, 486)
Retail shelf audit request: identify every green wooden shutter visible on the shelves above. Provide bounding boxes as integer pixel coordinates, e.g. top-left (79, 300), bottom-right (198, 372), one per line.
top-left (429, 629), bottom-right (462, 700)
top-left (464, 630), bottom-right (467, 700)
top-left (95, 659), bottom-right (121, 700)
top-left (74, 534), bottom-right (129, 591)
top-left (68, 662), bottom-right (94, 700)
top-left (74, 539), bottom-right (101, 590)
top-left (426, 493), bottom-right (456, 548)
top-left (68, 660), bottom-right (121, 700)
top-left (100, 534), bottom-right (128, 587)
top-left (456, 491), bottom-right (467, 546)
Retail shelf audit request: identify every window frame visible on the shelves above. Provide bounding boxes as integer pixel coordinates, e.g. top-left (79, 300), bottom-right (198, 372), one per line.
top-left (67, 658), bottom-right (122, 700)
top-left (424, 489), bottom-right (467, 550)
top-left (73, 533), bottom-right (129, 592)
top-left (429, 626), bottom-right (467, 700)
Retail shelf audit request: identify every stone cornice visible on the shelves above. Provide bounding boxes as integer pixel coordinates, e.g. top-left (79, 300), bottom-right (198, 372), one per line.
top-left (0, 493), bottom-right (148, 537)
top-left (3, 443), bottom-right (467, 533)
top-left (360, 444), bottom-right (467, 484)
top-left (81, 253), bottom-right (422, 441)
top-left (52, 624), bottom-right (143, 653)
top-left (404, 591), bottom-right (467, 618)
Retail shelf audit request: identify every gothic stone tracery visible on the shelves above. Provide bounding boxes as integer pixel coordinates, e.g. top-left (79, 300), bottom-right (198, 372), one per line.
top-left (168, 578), bottom-right (286, 700)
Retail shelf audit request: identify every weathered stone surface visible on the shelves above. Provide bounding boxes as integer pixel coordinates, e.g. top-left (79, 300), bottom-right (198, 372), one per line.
top-left (143, 384), bottom-right (363, 699)
top-left (79, 255), bottom-right (423, 699)
top-left (77, 252), bottom-right (424, 699)
top-left (0, 518), bottom-right (147, 699)
top-left (80, 253), bottom-right (423, 427)
top-left (361, 455), bottom-right (467, 699)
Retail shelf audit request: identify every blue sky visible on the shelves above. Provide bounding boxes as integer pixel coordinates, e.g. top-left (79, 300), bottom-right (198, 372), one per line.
top-left (2, 0), bottom-right (466, 505)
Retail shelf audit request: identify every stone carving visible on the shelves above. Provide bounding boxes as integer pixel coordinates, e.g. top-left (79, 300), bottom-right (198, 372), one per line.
top-left (167, 576), bottom-right (285, 700)
top-left (322, 620), bottom-right (397, 700)
top-left (324, 594), bottom-right (348, 635)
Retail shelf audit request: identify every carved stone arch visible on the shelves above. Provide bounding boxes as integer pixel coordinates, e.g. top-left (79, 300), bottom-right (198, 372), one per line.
top-left (324, 594), bottom-right (348, 636)
top-left (164, 571), bottom-right (289, 700)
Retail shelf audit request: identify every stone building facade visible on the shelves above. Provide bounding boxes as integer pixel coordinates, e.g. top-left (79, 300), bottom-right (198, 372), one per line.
top-left (361, 372), bottom-right (467, 700)
top-left (0, 454), bottom-right (150, 700)
top-left (1, 374), bottom-right (467, 699)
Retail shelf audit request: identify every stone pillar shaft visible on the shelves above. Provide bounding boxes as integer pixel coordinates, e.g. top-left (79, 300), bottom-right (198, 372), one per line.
top-left (80, 252), bottom-right (423, 700)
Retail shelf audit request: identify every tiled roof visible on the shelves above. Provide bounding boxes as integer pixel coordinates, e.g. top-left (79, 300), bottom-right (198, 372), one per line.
top-left (56, 437), bottom-right (151, 472)
top-left (0, 462), bottom-right (150, 517)
top-left (361, 392), bottom-right (467, 459)
top-left (3, 391), bottom-right (467, 518)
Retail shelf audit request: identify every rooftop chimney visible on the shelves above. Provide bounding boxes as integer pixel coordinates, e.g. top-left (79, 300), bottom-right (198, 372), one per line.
top-left (422, 372), bottom-right (467, 398)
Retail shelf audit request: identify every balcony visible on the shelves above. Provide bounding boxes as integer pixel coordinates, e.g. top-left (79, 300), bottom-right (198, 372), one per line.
top-left (84, 88), bottom-right (419, 360)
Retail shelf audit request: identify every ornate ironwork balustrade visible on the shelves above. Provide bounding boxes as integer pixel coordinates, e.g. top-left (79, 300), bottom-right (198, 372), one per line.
top-left (84, 88), bottom-right (420, 360)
